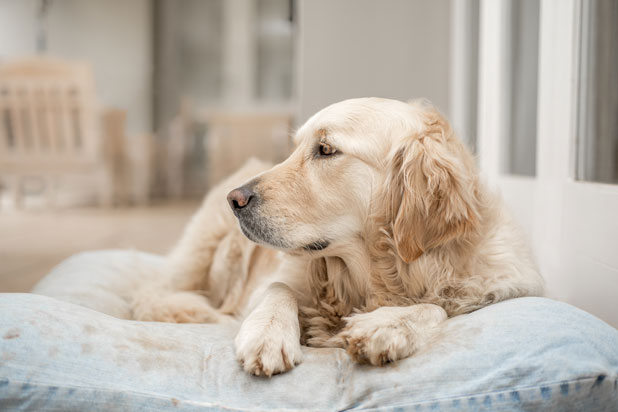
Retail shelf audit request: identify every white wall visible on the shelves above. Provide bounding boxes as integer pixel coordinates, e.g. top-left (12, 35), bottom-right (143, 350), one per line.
top-left (0, 0), bottom-right (152, 134)
top-left (295, 0), bottom-right (451, 123)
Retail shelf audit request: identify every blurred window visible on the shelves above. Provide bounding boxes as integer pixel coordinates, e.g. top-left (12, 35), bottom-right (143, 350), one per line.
top-left (450, 0), bottom-right (479, 153)
top-left (153, 0), bottom-right (295, 131)
top-left (153, 0), bottom-right (224, 131)
top-left (176, 0), bottom-right (225, 102)
top-left (576, 0), bottom-right (618, 184)
top-left (505, 0), bottom-right (540, 176)
top-left (256, 0), bottom-right (294, 101)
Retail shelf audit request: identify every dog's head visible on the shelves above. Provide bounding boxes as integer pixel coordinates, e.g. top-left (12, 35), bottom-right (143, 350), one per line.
top-left (227, 98), bottom-right (481, 262)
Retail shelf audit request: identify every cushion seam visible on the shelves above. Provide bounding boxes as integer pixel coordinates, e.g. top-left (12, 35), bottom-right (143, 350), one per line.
top-left (0, 377), bottom-right (322, 412)
top-left (349, 373), bottom-right (618, 411)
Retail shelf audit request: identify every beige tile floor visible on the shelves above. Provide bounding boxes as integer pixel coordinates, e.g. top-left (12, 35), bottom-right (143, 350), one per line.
top-left (0, 201), bottom-right (200, 292)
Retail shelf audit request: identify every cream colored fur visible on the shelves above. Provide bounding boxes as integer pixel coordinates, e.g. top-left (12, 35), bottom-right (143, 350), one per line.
top-left (132, 98), bottom-right (544, 377)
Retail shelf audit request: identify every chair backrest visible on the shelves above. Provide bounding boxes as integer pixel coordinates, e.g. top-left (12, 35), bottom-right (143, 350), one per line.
top-left (0, 57), bottom-right (99, 173)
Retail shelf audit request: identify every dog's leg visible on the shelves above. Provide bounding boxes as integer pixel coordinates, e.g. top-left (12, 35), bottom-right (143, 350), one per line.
top-left (131, 159), bottom-right (272, 323)
top-left (131, 286), bottom-right (230, 323)
top-left (130, 195), bottom-right (234, 323)
top-left (337, 303), bottom-right (447, 365)
top-left (235, 282), bottom-right (303, 376)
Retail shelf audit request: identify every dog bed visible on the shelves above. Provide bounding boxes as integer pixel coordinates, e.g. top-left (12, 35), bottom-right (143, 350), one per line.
top-left (1, 250), bottom-right (616, 411)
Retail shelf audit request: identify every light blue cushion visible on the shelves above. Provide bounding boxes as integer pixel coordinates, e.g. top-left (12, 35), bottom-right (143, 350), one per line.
top-left (1, 251), bottom-right (617, 411)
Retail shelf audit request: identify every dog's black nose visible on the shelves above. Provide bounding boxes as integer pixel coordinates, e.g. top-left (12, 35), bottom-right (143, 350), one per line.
top-left (227, 187), bottom-right (255, 211)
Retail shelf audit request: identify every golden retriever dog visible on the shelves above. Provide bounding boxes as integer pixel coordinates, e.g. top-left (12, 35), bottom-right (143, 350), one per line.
top-left (132, 98), bottom-right (544, 376)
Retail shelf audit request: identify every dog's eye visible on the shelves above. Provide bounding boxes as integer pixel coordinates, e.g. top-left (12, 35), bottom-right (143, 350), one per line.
top-left (318, 142), bottom-right (337, 157)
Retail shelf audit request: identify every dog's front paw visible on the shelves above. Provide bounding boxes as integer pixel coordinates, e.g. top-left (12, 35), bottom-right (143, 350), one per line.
top-left (338, 310), bottom-right (417, 366)
top-left (234, 314), bottom-right (302, 377)
top-left (338, 305), bottom-right (447, 366)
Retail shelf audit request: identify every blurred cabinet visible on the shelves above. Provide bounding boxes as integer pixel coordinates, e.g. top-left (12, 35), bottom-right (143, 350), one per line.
top-left (165, 103), bottom-right (292, 197)
top-left (204, 110), bottom-right (292, 187)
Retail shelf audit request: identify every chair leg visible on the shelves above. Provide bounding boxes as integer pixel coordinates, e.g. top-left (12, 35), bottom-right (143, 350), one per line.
top-left (45, 175), bottom-right (58, 209)
top-left (97, 169), bottom-right (114, 207)
top-left (11, 176), bottom-right (23, 209)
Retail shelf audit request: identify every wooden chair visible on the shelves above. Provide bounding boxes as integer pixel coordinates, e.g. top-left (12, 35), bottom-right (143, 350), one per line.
top-left (0, 57), bottom-right (125, 208)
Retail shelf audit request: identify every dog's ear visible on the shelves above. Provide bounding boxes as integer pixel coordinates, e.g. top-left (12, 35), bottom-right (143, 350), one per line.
top-left (386, 109), bottom-right (480, 263)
